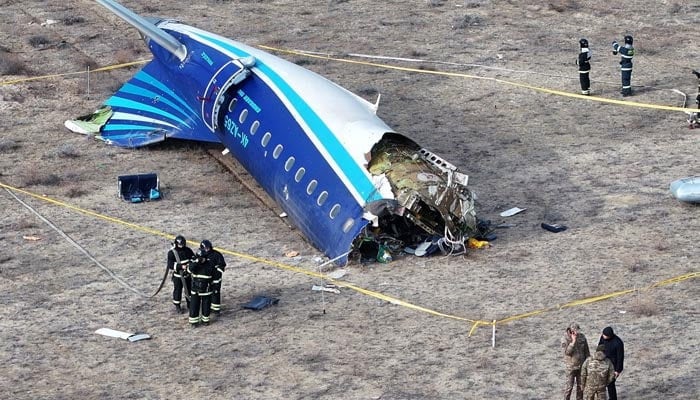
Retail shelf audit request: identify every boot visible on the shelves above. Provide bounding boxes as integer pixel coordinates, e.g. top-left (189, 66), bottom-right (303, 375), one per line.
top-left (174, 304), bottom-right (182, 314)
top-left (693, 69), bottom-right (700, 79)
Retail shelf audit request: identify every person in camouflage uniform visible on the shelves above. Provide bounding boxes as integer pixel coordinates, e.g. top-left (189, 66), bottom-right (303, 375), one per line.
top-left (561, 322), bottom-right (591, 400)
top-left (581, 344), bottom-right (615, 400)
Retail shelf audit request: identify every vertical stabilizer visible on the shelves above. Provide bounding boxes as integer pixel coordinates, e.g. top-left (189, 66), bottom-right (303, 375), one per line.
top-left (96, 0), bottom-right (187, 62)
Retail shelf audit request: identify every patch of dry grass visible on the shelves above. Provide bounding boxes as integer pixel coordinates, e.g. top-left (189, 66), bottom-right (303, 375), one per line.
top-left (44, 143), bottom-right (81, 159)
top-left (630, 293), bottom-right (660, 316)
top-left (547, 0), bottom-right (580, 12)
top-left (0, 139), bottom-right (20, 153)
top-left (21, 167), bottom-right (62, 187)
top-left (0, 53), bottom-right (30, 75)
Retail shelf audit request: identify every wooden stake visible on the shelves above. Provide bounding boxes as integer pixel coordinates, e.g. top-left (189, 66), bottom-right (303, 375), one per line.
top-left (492, 320), bottom-right (496, 348)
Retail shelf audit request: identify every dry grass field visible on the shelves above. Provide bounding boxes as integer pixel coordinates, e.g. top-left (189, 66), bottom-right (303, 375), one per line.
top-left (1, 1), bottom-right (699, 399)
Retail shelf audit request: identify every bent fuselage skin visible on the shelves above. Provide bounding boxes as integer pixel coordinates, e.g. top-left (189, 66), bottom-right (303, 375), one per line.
top-left (76, 1), bottom-right (478, 264)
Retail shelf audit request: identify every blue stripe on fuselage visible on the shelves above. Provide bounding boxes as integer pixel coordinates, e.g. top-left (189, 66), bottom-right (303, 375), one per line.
top-left (189, 32), bottom-right (381, 203)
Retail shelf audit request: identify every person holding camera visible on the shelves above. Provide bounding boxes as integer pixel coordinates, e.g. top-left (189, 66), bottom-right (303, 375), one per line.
top-left (561, 322), bottom-right (591, 400)
top-left (612, 35), bottom-right (635, 96)
top-left (187, 243), bottom-right (216, 327)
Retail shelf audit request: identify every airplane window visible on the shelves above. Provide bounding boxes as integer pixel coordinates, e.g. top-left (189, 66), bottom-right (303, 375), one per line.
top-left (250, 120), bottom-right (260, 135)
top-left (294, 167), bottom-right (305, 182)
top-left (317, 191), bottom-right (328, 206)
top-left (329, 204), bottom-right (341, 219)
top-left (261, 132), bottom-right (271, 147)
top-left (284, 156), bottom-right (295, 171)
top-left (239, 108), bottom-right (248, 124)
top-left (273, 144), bottom-right (283, 159)
top-left (228, 98), bottom-right (237, 113)
top-left (342, 218), bottom-right (355, 233)
top-left (306, 179), bottom-right (317, 194)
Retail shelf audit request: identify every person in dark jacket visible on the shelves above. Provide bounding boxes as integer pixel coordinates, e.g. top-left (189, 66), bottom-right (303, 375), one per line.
top-left (612, 35), bottom-right (635, 96)
top-left (688, 69), bottom-right (700, 128)
top-left (187, 245), bottom-right (215, 327)
top-left (200, 240), bottom-right (227, 314)
top-left (598, 326), bottom-right (624, 400)
top-left (167, 235), bottom-right (194, 313)
top-left (577, 38), bottom-right (592, 95)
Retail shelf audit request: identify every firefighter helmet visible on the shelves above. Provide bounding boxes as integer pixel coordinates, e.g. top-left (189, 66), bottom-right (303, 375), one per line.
top-left (624, 35), bottom-right (633, 45)
top-left (200, 240), bottom-right (212, 252)
top-left (174, 235), bottom-right (186, 247)
top-left (579, 38), bottom-right (588, 48)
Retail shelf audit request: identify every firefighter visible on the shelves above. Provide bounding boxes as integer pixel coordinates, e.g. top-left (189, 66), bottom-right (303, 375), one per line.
top-left (199, 240), bottom-right (227, 314)
top-left (187, 244), bottom-right (215, 327)
top-left (689, 69), bottom-right (700, 128)
top-left (167, 235), bottom-right (194, 313)
top-left (612, 35), bottom-right (635, 96)
top-left (577, 38), bottom-right (591, 95)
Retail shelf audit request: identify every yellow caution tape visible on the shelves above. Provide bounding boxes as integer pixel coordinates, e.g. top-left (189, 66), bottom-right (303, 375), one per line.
top-left (0, 59), bottom-right (149, 86)
top-left (3, 181), bottom-right (696, 336)
top-left (260, 45), bottom-right (699, 114)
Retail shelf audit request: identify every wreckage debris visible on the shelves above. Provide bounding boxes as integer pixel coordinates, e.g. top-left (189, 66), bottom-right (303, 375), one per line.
top-left (670, 176), bottom-right (700, 203)
top-left (541, 223), bottom-right (567, 233)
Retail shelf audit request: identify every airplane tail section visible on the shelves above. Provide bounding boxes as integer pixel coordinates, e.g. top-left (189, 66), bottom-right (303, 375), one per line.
top-left (65, 60), bottom-right (219, 148)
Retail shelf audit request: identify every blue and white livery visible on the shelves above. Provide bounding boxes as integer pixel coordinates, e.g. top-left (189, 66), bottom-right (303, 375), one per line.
top-left (67, 0), bottom-right (479, 265)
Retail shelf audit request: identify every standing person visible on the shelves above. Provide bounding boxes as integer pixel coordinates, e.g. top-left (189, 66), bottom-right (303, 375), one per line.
top-left (577, 38), bottom-right (592, 95)
top-left (612, 35), bottom-right (635, 96)
top-left (187, 246), bottom-right (215, 327)
top-left (598, 326), bottom-right (625, 400)
top-left (561, 322), bottom-right (591, 400)
top-left (167, 235), bottom-right (194, 313)
top-left (200, 240), bottom-right (227, 314)
top-left (581, 344), bottom-right (615, 400)
top-left (688, 69), bottom-right (700, 128)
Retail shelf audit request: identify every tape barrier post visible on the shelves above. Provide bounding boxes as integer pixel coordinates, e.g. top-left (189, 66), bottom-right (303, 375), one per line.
top-left (492, 320), bottom-right (496, 348)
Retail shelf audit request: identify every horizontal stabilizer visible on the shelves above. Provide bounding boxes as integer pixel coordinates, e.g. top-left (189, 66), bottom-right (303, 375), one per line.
top-left (65, 60), bottom-right (220, 148)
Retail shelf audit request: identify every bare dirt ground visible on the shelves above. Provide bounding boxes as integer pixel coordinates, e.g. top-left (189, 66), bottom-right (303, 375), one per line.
top-left (1, 1), bottom-right (699, 399)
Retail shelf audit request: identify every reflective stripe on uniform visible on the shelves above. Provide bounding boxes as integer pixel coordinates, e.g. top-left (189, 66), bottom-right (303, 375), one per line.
top-left (191, 274), bottom-right (211, 279)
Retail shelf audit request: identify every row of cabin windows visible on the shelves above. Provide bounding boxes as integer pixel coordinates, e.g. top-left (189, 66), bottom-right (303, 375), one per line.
top-left (230, 98), bottom-right (353, 232)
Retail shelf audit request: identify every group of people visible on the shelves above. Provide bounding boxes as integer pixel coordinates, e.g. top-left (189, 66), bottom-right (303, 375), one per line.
top-left (562, 323), bottom-right (625, 400)
top-left (577, 36), bottom-right (700, 128)
top-left (167, 235), bottom-right (227, 328)
top-left (577, 34), bottom-right (635, 97)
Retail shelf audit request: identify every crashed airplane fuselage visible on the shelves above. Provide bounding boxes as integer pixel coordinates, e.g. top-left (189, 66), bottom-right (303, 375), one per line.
top-left (68, 0), bottom-right (479, 264)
